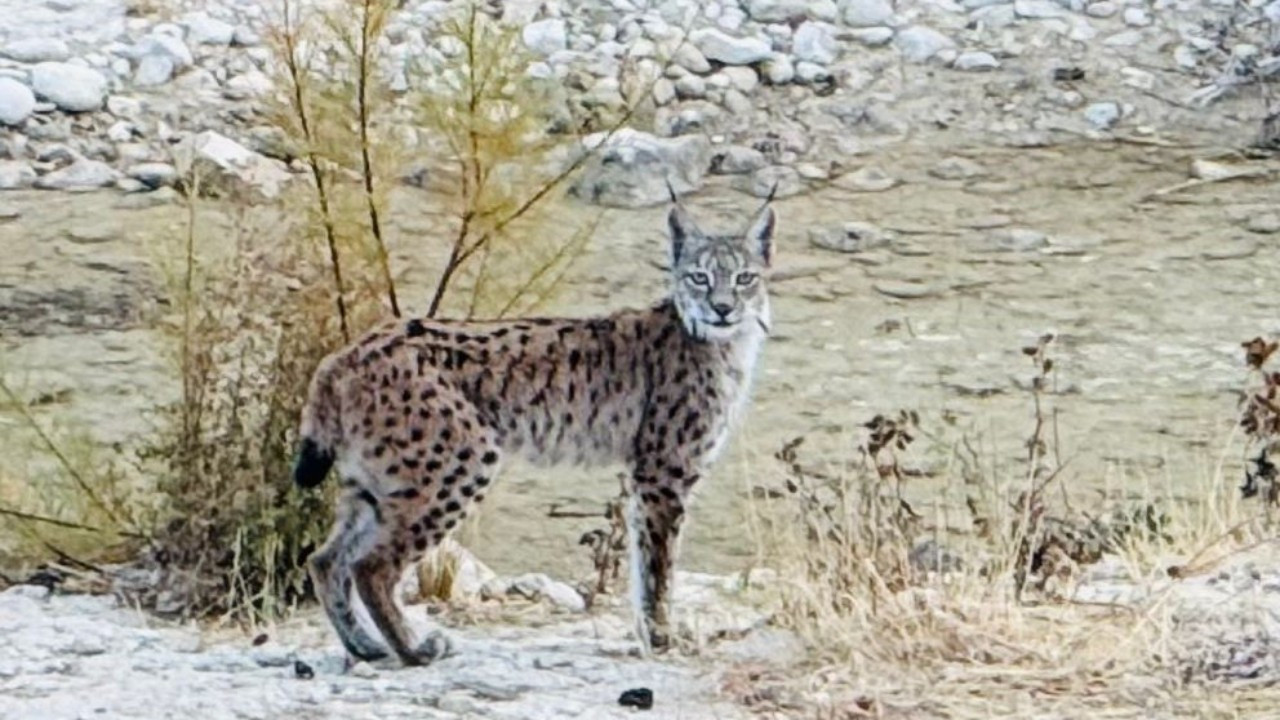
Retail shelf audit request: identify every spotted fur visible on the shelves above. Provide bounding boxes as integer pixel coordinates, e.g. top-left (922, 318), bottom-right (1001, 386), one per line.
top-left (295, 198), bottom-right (777, 665)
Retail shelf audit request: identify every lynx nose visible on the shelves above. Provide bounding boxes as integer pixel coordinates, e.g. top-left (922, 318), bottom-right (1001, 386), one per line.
top-left (711, 302), bottom-right (733, 319)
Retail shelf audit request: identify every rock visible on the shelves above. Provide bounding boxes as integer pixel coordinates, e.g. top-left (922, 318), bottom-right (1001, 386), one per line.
top-left (953, 50), bottom-right (999, 71)
top-left (1, 38), bottom-right (71, 63)
top-left (735, 165), bottom-right (802, 198)
top-left (710, 145), bottom-right (768, 175)
top-left (832, 165), bottom-right (898, 192)
top-left (127, 163), bottom-right (178, 189)
top-left (0, 78), bottom-right (36, 127)
top-left (841, 0), bottom-right (894, 27)
top-left (136, 34), bottom-right (193, 70)
top-left (133, 55), bottom-right (175, 87)
top-left (184, 12), bottom-right (236, 46)
top-left (224, 71), bottom-right (273, 99)
top-left (1244, 213), bottom-right (1280, 235)
top-left (569, 129), bottom-right (711, 208)
top-left (1085, 1), bottom-right (1117, 17)
top-left (1084, 101), bottom-right (1121, 130)
top-left (929, 156), bottom-right (986, 180)
top-left (810, 221), bottom-right (891, 253)
top-left (509, 573), bottom-right (587, 612)
top-left (673, 44), bottom-right (711, 74)
top-left (985, 227), bottom-right (1049, 252)
top-left (792, 22), bottom-right (838, 65)
top-left (1122, 7), bottom-right (1151, 27)
top-left (233, 26), bottom-right (261, 47)
top-left (1013, 0), bottom-right (1064, 18)
top-left (873, 281), bottom-right (938, 299)
top-left (652, 77), bottom-right (676, 105)
top-left (848, 27), bottom-right (895, 46)
top-left (523, 19), bottom-right (567, 56)
top-left (763, 54), bottom-right (795, 84)
top-left (894, 26), bottom-right (955, 63)
top-left (107, 95), bottom-right (144, 119)
top-left (721, 67), bottom-right (759, 93)
top-left (29, 63), bottom-right (107, 113)
top-left (690, 29), bottom-right (772, 65)
top-left (0, 160), bottom-right (37, 189)
top-left (675, 74), bottom-right (706, 99)
top-left (747, 0), bottom-right (839, 22)
top-left (794, 61), bottom-right (830, 84)
top-left (182, 130), bottom-right (292, 199)
top-left (33, 158), bottom-right (118, 191)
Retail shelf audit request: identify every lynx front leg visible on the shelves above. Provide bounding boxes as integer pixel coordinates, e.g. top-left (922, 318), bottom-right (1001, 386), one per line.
top-left (625, 466), bottom-right (696, 654)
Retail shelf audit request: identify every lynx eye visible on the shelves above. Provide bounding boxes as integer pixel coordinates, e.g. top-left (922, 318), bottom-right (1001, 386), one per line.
top-left (735, 272), bottom-right (759, 287)
top-left (686, 271), bottom-right (711, 286)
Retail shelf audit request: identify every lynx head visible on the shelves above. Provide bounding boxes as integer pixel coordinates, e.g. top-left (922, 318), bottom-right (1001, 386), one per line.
top-left (666, 197), bottom-right (775, 343)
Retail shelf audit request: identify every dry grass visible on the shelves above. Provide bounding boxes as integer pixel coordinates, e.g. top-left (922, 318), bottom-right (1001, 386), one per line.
top-left (741, 336), bottom-right (1280, 719)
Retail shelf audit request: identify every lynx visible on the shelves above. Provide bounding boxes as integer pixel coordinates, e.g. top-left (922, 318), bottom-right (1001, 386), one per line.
top-left (293, 195), bottom-right (777, 666)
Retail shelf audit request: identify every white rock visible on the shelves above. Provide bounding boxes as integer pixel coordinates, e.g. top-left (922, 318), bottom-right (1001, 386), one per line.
top-left (1103, 30), bottom-right (1144, 47)
top-left (522, 19), bottom-right (567, 56)
top-left (133, 54), bottom-right (175, 87)
top-left (137, 34), bottom-right (194, 69)
top-left (107, 95), bottom-right (144, 119)
top-left (570, 129), bottom-right (711, 208)
top-left (29, 62), bottom-right (107, 112)
top-left (106, 120), bottom-right (136, 143)
top-left (652, 77), bottom-right (677, 105)
top-left (184, 12), bottom-right (236, 46)
top-left (1122, 7), bottom-right (1151, 26)
top-left (128, 162), bottom-right (178, 189)
top-left (1085, 1), bottom-right (1117, 17)
top-left (1173, 44), bottom-right (1198, 70)
top-left (747, 0), bottom-right (839, 22)
top-left (0, 78), bottom-right (36, 127)
top-left (672, 44), bottom-right (711, 74)
top-left (952, 50), bottom-right (999, 71)
top-left (841, 0), bottom-right (894, 26)
top-left (225, 70), bottom-right (273, 99)
top-left (232, 26), bottom-right (261, 47)
top-left (735, 164), bottom-right (802, 198)
top-left (690, 28), bottom-right (772, 65)
top-left (810, 221), bottom-right (891, 253)
top-left (894, 26), bottom-right (955, 63)
top-left (848, 27), bottom-right (895, 46)
top-left (929, 156), bottom-right (986, 180)
top-left (675, 74), bottom-right (706, 99)
top-left (723, 88), bottom-right (753, 114)
top-left (794, 61), bottom-right (830, 84)
top-left (182, 130), bottom-right (292, 199)
top-left (0, 160), bottom-right (37, 189)
top-left (763, 54), bottom-right (795, 83)
top-left (718, 6), bottom-right (748, 30)
top-left (792, 22), bottom-right (838, 65)
top-left (509, 574), bottom-right (586, 612)
top-left (34, 158), bottom-right (119, 191)
top-left (1013, 0), bottom-right (1064, 18)
top-left (1, 38), bottom-right (71, 63)
top-left (1083, 101), bottom-right (1120, 129)
top-left (721, 66), bottom-right (759, 93)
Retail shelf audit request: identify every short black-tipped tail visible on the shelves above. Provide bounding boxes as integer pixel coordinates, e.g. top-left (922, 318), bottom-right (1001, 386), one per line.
top-left (293, 436), bottom-right (335, 489)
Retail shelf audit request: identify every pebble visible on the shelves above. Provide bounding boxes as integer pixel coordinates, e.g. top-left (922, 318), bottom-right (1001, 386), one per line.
top-left (832, 165), bottom-right (898, 192)
top-left (929, 156), bottom-right (987, 180)
top-left (1, 38), bottom-right (71, 63)
top-left (894, 26), bottom-right (955, 63)
top-left (736, 165), bottom-right (803, 198)
top-left (30, 62), bottom-right (108, 112)
top-left (184, 12), bottom-right (236, 46)
top-left (33, 158), bottom-right (119, 191)
top-left (953, 51), bottom-right (1000, 72)
top-left (848, 27), bottom-right (894, 46)
top-left (0, 78), bottom-right (36, 126)
top-left (986, 227), bottom-right (1049, 252)
top-left (0, 160), bottom-right (36, 189)
top-left (522, 19), bottom-right (568, 56)
top-left (841, 0), bottom-right (894, 27)
top-left (792, 22), bottom-right (838, 65)
top-left (1084, 101), bottom-right (1121, 130)
top-left (763, 54), bottom-right (795, 84)
top-left (690, 28), bottom-right (773, 65)
top-left (810, 221), bottom-right (891, 253)
top-left (1244, 214), bottom-right (1280, 235)
top-left (710, 145), bottom-right (768, 175)
top-left (873, 281), bottom-right (939, 299)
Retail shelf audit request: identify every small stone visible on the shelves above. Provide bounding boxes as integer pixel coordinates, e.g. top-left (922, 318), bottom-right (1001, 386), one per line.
top-left (986, 227), bottom-right (1049, 252)
top-left (675, 75), bottom-right (706, 99)
top-left (128, 162), bottom-right (178, 189)
top-left (690, 28), bottom-right (772, 65)
top-left (720, 66), bottom-right (759, 93)
top-left (763, 54), bottom-right (795, 84)
top-left (652, 78), bottom-right (676, 105)
top-left (894, 26), bottom-right (955, 63)
top-left (137, 34), bottom-right (193, 69)
top-left (747, 0), bottom-right (839, 22)
top-left (134, 55), bottom-right (175, 87)
top-left (225, 70), bottom-right (273, 99)
top-left (522, 19), bottom-right (567, 56)
top-left (233, 26), bottom-right (262, 47)
top-left (1122, 7), bottom-right (1151, 27)
top-left (848, 27), bottom-right (894, 46)
top-left (183, 130), bottom-right (292, 199)
top-left (929, 156), bottom-right (986, 180)
top-left (833, 165), bottom-right (897, 192)
top-left (723, 88), bottom-right (753, 115)
top-left (795, 162), bottom-right (829, 180)
top-left (0, 78), bottom-right (36, 126)
top-left (1244, 213), bottom-right (1280, 235)
top-left (1013, 0), bottom-right (1064, 18)
top-left (619, 688), bottom-right (655, 710)
top-left (1083, 101), bottom-right (1121, 130)
top-left (841, 0), bottom-right (894, 27)
top-left (30, 62), bottom-right (108, 112)
top-left (348, 661), bottom-right (378, 679)
top-left (810, 221), bottom-right (890, 253)
top-left (34, 158), bottom-right (118, 191)
top-left (792, 22), bottom-right (838, 65)
top-left (184, 12), bottom-right (236, 46)
top-left (794, 61), bottom-right (830, 84)
top-left (735, 165), bottom-right (802, 198)
top-left (953, 51), bottom-right (999, 71)
top-left (0, 160), bottom-right (37, 190)
top-left (1, 38), bottom-right (71, 63)
top-left (107, 95), bottom-right (144, 119)
top-left (1085, 1), bottom-right (1117, 17)
top-left (710, 146), bottom-right (768, 175)
top-left (294, 660), bottom-right (314, 680)
top-left (672, 44), bottom-right (711, 74)
top-left (873, 281), bottom-right (938, 299)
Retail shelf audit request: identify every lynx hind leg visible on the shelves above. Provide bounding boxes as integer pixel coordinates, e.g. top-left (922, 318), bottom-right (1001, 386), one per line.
top-left (308, 494), bottom-right (389, 662)
top-left (345, 383), bottom-right (502, 666)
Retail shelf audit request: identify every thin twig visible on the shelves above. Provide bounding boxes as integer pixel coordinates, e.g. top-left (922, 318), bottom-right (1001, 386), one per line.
top-left (0, 505), bottom-right (146, 540)
top-left (357, 0), bottom-right (400, 318)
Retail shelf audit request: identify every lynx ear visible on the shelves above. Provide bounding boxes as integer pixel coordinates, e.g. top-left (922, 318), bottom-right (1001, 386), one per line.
top-left (745, 205), bottom-right (776, 267)
top-left (666, 181), bottom-right (699, 264)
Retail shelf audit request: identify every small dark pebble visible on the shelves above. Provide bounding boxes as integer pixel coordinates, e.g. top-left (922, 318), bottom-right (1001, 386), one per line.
top-left (294, 660), bottom-right (315, 680)
top-left (252, 633), bottom-right (269, 646)
top-left (1053, 67), bottom-right (1085, 82)
top-left (618, 687), bottom-right (653, 710)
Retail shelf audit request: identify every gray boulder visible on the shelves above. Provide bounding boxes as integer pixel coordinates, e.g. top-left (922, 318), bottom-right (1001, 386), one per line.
top-left (0, 78), bottom-right (36, 127)
top-left (30, 62), bottom-right (108, 112)
top-left (569, 129), bottom-right (711, 208)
